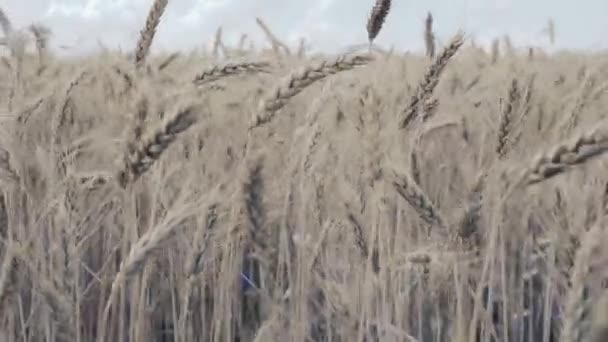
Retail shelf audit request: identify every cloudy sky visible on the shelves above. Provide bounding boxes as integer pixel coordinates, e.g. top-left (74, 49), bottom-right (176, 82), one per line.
top-left (3, 0), bottom-right (608, 55)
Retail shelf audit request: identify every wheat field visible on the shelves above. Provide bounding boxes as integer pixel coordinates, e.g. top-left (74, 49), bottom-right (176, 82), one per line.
top-left (0, 1), bottom-right (607, 341)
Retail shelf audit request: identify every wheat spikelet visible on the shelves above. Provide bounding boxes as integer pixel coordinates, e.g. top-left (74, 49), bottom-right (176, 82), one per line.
top-left (252, 54), bottom-right (373, 128)
top-left (399, 32), bottom-right (465, 129)
top-left (366, 0), bottom-right (391, 43)
top-left (134, 0), bottom-right (168, 67)
top-left (117, 103), bottom-right (198, 188)
top-left (193, 61), bottom-right (270, 85)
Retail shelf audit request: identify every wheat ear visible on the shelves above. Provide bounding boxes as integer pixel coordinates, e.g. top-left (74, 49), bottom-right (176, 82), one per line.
top-left (193, 61), bottom-right (270, 85)
top-left (367, 0), bottom-right (391, 43)
top-left (399, 32), bottom-right (465, 129)
top-left (524, 123), bottom-right (608, 185)
top-left (118, 104), bottom-right (198, 188)
top-left (134, 0), bottom-right (168, 67)
top-left (252, 54), bottom-right (373, 128)
top-left (390, 168), bottom-right (446, 229)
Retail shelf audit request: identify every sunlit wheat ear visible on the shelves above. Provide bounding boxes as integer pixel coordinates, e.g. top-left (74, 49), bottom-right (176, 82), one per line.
top-left (193, 61), bottom-right (270, 85)
top-left (134, 0), bottom-right (168, 68)
top-left (399, 31), bottom-right (465, 129)
top-left (252, 54), bottom-right (373, 129)
top-left (117, 104), bottom-right (198, 188)
top-left (367, 0), bottom-right (391, 43)
top-left (523, 124), bottom-right (608, 185)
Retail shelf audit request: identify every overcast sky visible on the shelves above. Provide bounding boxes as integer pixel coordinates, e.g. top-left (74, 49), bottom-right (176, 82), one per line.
top-left (3, 0), bottom-right (608, 55)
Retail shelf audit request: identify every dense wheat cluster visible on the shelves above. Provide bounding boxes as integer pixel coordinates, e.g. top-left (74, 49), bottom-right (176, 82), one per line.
top-left (0, 2), bottom-right (608, 342)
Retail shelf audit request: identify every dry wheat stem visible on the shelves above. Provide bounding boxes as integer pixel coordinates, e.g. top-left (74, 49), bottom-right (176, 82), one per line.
top-left (0, 245), bottom-right (15, 308)
top-left (255, 17), bottom-right (291, 56)
top-left (100, 198), bottom-right (205, 342)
